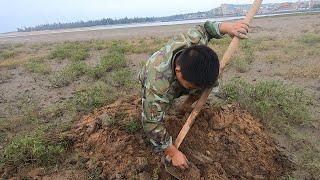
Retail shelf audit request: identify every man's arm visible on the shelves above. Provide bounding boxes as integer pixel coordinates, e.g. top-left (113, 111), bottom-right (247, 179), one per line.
top-left (141, 76), bottom-right (190, 169)
top-left (141, 88), bottom-right (172, 150)
top-left (184, 21), bottom-right (223, 46)
top-left (185, 20), bottom-right (249, 47)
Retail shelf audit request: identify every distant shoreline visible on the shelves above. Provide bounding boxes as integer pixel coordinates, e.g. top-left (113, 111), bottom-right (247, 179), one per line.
top-left (1, 10), bottom-right (320, 37)
top-left (0, 11), bottom-right (319, 44)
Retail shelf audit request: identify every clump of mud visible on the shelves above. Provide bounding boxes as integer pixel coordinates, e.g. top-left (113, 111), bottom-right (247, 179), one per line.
top-left (69, 95), bottom-right (294, 179)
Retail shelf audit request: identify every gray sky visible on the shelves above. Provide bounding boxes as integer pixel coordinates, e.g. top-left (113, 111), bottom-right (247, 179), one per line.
top-left (0, 0), bottom-right (297, 33)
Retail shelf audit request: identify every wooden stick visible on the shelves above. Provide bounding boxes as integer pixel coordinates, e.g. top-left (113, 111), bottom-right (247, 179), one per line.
top-left (174, 0), bottom-right (263, 149)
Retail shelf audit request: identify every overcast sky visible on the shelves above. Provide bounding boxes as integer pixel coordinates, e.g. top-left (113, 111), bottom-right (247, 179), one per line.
top-left (0, 0), bottom-right (297, 33)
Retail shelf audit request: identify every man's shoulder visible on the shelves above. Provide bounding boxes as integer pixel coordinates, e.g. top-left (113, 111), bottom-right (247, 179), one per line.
top-left (140, 48), bottom-right (173, 93)
top-left (142, 34), bottom-right (188, 95)
top-left (144, 62), bottom-right (173, 95)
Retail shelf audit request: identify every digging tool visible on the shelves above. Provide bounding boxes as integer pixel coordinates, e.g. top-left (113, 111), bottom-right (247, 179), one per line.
top-left (163, 0), bottom-right (263, 179)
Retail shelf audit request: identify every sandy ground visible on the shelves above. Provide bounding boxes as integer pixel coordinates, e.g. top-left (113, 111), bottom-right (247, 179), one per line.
top-left (64, 96), bottom-right (293, 179)
top-left (0, 13), bottom-right (319, 44)
top-left (1, 13), bottom-right (319, 179)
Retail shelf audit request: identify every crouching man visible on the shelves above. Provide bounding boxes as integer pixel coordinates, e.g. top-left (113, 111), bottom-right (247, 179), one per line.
top-left (139, 20), bottom-right (249, 169)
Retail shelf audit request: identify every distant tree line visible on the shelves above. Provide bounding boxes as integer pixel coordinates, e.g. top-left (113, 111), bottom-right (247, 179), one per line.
top-left (17, 11), bottom-right (215, 32)
top-left (18, 17), bottom-right (159, 32)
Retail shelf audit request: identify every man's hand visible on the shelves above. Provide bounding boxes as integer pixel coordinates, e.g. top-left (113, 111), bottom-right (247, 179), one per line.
top-left (219, 21), bottom-right (249, 39)
top-left (164, 145), bottom-right (189, 169)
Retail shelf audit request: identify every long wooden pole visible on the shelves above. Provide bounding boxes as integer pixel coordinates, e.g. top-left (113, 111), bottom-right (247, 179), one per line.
top-left (174, 0), bottom-right (263, 149)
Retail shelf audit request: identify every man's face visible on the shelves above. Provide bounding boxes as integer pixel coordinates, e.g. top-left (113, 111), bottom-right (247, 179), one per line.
top-left (175, 65), bottom-right (199, 90)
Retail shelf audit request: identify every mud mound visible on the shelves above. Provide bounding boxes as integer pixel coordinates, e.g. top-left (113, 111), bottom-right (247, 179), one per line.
top-left (69, 95), bottom-right (294, 179)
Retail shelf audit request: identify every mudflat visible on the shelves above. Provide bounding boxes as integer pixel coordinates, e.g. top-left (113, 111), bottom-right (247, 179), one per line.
top-left (0, 13), bottom-right (319, 44)
top-left (0, 12), bottom-right (319, 179)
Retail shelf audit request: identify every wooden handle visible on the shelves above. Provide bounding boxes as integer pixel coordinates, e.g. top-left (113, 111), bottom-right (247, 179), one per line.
top-left (174, 88), bottom-right (212, 148)
top-left (220, 0), bottom-right (263, 72)
top-left (174, 0), bottom-right (263, 149)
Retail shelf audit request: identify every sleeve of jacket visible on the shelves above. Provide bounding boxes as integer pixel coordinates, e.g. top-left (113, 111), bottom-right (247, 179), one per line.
top-left (141, 49), bottom-right (174, 151)
top-left (184, 21), bottom-right (224, 46)
top-left (141, 85), bottom-right (172, 151)
top-left (203, 21), bottom-right (224, 40)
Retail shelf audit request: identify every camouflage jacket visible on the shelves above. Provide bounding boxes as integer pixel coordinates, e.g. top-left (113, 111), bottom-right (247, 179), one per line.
top-left (140, 21), bottom-right (223, 151)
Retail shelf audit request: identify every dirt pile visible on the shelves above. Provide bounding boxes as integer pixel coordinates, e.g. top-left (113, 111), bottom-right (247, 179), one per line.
top-left (68, 95), bottom-right (294, 179)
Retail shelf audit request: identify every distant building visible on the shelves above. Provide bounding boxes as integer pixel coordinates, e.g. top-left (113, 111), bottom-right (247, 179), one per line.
top-left (212, 7), bottom-right (222, 16)
top-left (212, 1), bottom-right (319, 17)
top-left (309, 0), bottom-right (314, 8)
top-left (221, 4), bottom-right (231, 16)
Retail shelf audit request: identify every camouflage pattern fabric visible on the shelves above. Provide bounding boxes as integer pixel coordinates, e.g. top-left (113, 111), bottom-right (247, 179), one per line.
top-left (139, 21), bottom-right (223, 151)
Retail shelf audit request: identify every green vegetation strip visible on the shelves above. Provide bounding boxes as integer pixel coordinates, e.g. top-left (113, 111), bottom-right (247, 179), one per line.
top-left (298, 33), bottom-right (320, 45)
top-left (50, 62), bottom-right (88, 87)
top-left (49, 40), bottom-right (141, 89)
top-left (24, 57), bottom-right (51, 75)
top-left (88, 50), bottom-right (127, 79)
top-left (49, 42), bottom-right (89, 61)
top-left (71, 81), bottom-right (118, 113)
top-left (223, 78), bottom-right (311, 130)
top-left (1, 127), bottom-right (69, 167)
top-left (222, 78), bottom-right (319, 177)
top-left (0, 50), bottom-right (16, 60)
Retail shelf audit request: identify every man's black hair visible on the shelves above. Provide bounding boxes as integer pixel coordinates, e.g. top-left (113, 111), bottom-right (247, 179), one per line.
top-left (176, 45), bottom-right (220, 88)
